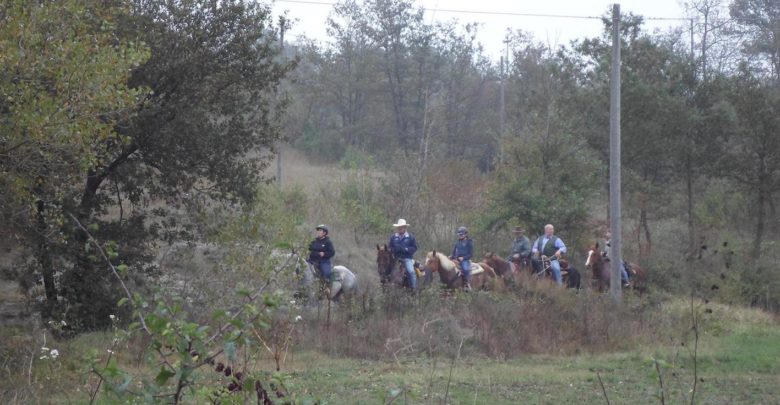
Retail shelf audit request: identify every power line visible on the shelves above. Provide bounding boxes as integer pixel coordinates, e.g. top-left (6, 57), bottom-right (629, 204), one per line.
top-left (274, 0), bottom-right (692, 21)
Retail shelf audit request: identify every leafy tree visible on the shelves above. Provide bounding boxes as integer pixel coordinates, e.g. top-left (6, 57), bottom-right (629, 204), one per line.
top-left (715, 71), bottom-right (780, 257)
top-left (729, 0), bottom-right (780, 81)
top-left (0, 0), bottom-right (149, 317)
top-left (2, 0), bottom-right (295, 331)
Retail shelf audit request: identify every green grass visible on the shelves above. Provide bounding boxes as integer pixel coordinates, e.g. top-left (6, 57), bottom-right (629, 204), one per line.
top-left (273, 341), bottom-right (780, 405)
top-left (3, 305), bottom-right (779, 405)
top-left (274, 315), bottom-right (780, 405)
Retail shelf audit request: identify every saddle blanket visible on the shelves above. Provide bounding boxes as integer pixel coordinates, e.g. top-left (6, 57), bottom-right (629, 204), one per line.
top-left (456, 263), bottom-right (484, 276)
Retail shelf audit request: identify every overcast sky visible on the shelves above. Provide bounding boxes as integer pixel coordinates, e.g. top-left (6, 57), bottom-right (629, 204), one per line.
top-left (270, 0), bottom-right (690, 59)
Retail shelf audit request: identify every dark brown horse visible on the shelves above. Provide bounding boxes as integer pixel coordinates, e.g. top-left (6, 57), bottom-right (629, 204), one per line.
top-left (585, 243), bottom-right (646, 293)
top-left (376, 244), bottom-right (431, 290)
top-left (482, 253), bottom-right (531, 286)
top-left (425, 251), bottom-right (499, 291)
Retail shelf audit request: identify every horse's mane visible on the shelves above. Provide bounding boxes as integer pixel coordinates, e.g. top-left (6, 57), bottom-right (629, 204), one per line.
top-left (426, 251), bottom-right (456, 271)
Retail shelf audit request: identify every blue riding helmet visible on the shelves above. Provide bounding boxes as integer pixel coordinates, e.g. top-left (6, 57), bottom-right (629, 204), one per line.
top-left (316, 224), bottom-right (329, 234)
top-left (457, 226), bottom-right (468, 235)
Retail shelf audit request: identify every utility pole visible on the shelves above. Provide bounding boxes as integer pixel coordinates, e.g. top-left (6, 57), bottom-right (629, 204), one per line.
top-left (609, 4), bottom-right (622, 303)
top-left (276, 16), bottom-right (287, 188)
top-left (499, 55), bottom-right (505, 164)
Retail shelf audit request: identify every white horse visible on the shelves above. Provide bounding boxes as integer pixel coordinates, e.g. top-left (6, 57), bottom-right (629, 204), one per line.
top-left (296, 255), bottom-right (357, 303)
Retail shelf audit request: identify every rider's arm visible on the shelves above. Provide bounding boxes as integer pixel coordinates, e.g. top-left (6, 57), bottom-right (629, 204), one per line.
top-left (407, 235), bottom-right (417, 256)
top-left (462, 239), bottom-right (473, 261)
top-left (520, 237), bottom-right (531, 256)
top-left (554, 238), bottom-right (567, 257)
top-left (323, 239), bottom-right (335, 259)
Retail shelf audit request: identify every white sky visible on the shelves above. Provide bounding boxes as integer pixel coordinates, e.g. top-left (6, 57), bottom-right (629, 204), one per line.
top-left (270, 0), bottom-right (690, 59)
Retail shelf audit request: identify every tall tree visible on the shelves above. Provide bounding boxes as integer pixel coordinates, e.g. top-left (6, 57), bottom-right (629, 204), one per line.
top-left (0, 0), bottom-right (149, 317)
top-left (2, 0), bottom-right (294, 330)
top-left (716, 71), bottom-right (780, 257)
top-left (730, 0), bottom-right (780, 81)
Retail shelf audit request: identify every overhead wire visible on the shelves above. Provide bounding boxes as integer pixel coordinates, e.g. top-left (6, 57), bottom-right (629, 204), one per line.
top-left (274, 0), bottom-right (692, 21)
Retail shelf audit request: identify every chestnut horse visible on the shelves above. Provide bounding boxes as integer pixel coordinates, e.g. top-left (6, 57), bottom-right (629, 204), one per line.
top-left (585, 243), bottom-right (646, 293)
top-left (482, 253), bottom-right (531, 286)
top-left (376, 244), bottom-right (431, 290)
top-left (425, 251), bottom-right (498, 291)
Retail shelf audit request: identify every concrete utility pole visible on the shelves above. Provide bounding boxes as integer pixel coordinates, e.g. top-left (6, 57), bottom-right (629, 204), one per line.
top-left (499, 55), bottom-right (505, 164)
top-left (276, 17), bottom-right (286, 187)
top-left (609, 4), bottom-right (622, 302)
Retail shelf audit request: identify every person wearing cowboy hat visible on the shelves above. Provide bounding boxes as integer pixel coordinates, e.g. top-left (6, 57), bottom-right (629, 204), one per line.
top-left (451, 226), bottom-right (474, 291)
top-left (308, 224), bottom-right (335, 282)
top-left (388, 219), bottom-right (418, 290)
top-left (507, 226), bottom-right (531, 263)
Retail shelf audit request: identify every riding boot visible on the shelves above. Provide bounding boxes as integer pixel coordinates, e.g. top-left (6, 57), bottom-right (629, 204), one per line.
top-left (463, 275), bottom-right (472, 292)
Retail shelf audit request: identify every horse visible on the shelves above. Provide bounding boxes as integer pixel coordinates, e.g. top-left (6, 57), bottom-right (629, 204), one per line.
top-left (559, 259), bottom-right (582, 290)
top-left (376, 244), bottom-right (431, 290)
top-left (482, 253), bottom-right (530, 286)
top-left (425, 251), bottom-right (498, 291)
top-left (585, 243), bottom-right (646, 293)
top-left (295, 254), bottom-right (358, 303)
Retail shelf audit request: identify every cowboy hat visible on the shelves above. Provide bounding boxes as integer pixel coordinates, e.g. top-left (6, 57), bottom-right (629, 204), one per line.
top-left (393, 219), bottom-right (410, 227)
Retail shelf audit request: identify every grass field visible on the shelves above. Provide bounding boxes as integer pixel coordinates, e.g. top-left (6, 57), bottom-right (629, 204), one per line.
top-left (4, 296), bottom-right (777, 405)
top-left (277, 324), bottom-right (780, 405)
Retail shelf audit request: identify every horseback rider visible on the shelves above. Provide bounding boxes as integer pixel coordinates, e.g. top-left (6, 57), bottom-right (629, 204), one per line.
top-left (451, 226), bottom-right (474, 291)
top-left (308, 224), bottom-right (335, 282)
top-left (388, 219), bottom-right (418, 290)
top-left (507, 226), bottom-right (531, 265)
top-left (603, 230), bottom-right (631, 288)
top-left (531, 224), bottom-right (566, 285)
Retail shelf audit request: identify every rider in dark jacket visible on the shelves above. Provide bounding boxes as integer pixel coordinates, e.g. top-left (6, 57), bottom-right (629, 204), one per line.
top-left (308, 224), bottom-right (335, 281)
top-left (389, 219), bottom-right (418, 289)
top-left (451, 226), bottom-right (474, 291)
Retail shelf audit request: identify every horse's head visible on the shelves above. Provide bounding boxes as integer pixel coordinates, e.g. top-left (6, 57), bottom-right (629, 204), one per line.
top-left (376, 244), bottom-right (394, 278)
top-left (425, 251), bottom-right (441, 272)
top-left (585, 243), bottom-right (603, 274)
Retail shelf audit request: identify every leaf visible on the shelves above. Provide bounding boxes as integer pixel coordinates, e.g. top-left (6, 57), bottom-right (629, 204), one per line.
top-left (155, 366), bottom-right (176, 386)
top-left (224, 341), bottom-right (237, 362)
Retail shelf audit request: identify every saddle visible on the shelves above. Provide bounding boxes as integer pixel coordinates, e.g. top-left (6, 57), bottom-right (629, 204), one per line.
top-left (455, 262), bottom-right (484, 276)
top-left (395, 261), bottom-right (425, 283)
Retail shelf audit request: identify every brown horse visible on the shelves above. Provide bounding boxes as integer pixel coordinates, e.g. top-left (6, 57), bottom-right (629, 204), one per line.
top-left (585, 243), bottom-right (646, 293)
top-left (482, 253), bottom-right (531, 286)
top-left (376, 244), bottom-right (431, 290)
top-left (425, 251), bottom-right (498, 291)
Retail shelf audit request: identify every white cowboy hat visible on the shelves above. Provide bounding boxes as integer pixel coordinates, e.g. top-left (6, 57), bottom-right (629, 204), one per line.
top-left (393, 219), bottom-right (410, 227)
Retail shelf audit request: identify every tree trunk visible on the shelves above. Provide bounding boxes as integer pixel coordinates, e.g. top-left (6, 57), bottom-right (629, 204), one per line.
top-left (640, 206), bottom-right (652, 257)
top-left (686, 154), bottom-right (696, 258)
top-left (753, 187), bottom-right (767, 258)
top-left (36, 198), bottom-right (56, 318)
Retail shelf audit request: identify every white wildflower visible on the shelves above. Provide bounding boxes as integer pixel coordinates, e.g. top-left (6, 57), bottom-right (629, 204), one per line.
top-left (50, 349), bottom-right (59, 359)
top-left (294, 315), bottom-right (303, 322)
top-left (109, 314), bottom-right (116, 320)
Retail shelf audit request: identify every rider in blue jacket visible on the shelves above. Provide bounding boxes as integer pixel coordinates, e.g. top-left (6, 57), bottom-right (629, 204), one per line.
top-left (451, 226), bottom-right (474, 291)
top-left (389, 219), bottom-right (418, 290)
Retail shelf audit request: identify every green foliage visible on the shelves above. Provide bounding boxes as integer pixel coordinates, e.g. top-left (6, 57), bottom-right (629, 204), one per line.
top-left (478, 132), bottom-right (601, 242)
